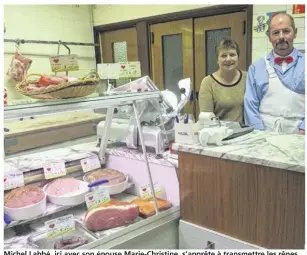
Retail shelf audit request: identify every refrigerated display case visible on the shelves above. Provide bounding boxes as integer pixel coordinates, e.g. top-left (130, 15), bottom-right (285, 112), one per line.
top-left (4, 89), bottom-right (180, 250)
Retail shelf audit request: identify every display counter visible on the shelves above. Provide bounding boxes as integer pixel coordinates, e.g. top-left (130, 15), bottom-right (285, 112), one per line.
top-left (174, 131), bottom-right (305, 249)
top-left (4, 142), bottom-right (179, 249)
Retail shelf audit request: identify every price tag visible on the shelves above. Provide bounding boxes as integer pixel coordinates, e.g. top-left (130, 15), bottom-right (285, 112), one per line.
top-left (4, 171), bottom-right (25, 191)
top-left (119, 61), bottom-right (141, 78)
top-left (45, 214), bottom-right (75, 239)
top-left (80, 155), bottom-right (101, 173)
top-left (97, 63), bottom-right (120, 79)
top-left (85, 189), bottom-right (110, 210)
top-left (139, 182), bottom-right (163, 200)
top-left (43, 160), bottom-right (66, 179)
top-left (49, 54), bottom-right (79, 72)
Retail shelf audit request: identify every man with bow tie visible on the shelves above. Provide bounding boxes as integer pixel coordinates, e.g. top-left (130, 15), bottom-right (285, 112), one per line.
top-left (244, 12), bottom-right (305, 134)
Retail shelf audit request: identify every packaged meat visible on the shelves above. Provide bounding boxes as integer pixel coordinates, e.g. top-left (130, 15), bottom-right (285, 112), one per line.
top-left (84, 169), bottom-right (126, 185)
top-left (4, 186), bottom-right (47, 221)
top-left (54, 236), bottom-right (89, 249)
top-left (43, 178), bottom-right (89, 206)
top-left (84, 199), bottom-right (139, 231)
top-left (38, 75), bottom-right (68, 86)
top-left (27, 220), bottom-right (97, 249)
top-left (131, 198), bottom-right (172, 218)
top-left (4, 88), bottom-right (8, 105)
top-left (7, 52), bottom-right (32, 82)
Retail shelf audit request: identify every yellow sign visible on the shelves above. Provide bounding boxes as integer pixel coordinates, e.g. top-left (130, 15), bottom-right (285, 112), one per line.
top-left (49, 54), bottom-right (79, 72)
top-left (45, 214), bottom-right (75, 239)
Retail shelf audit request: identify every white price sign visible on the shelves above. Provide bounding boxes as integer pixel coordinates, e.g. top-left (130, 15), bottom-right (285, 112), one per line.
top-left (4, 171), bottom-right (25, 191)
top-left (139, 182), bottom-right (163, 200)
top-left (97, 63), bottom-right (120, 79)
top-left (85, 189), bottom-right (110, 210)
top-left (43, 160), bottom-right (66, 179)
top-left (45, 214), bottom-right (75, 239)
top-left (80, 155), bottom-right (101, 173)
top-left (119, 62), bottom-right (141, 78)
top-left (49, 54), bottom-right (79, 72)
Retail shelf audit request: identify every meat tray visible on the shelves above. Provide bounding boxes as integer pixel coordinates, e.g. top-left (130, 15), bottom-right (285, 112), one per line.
top-left (27, 220), bottom-right (97, 249)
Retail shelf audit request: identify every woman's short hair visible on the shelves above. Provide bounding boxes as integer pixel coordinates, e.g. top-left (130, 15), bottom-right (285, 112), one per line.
top-left (215, 39), bottom-right (240, 57)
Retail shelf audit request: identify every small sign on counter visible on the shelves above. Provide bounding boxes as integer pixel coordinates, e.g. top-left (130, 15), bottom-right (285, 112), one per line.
top-left (4, 171), bottom-right (24, 191)
top-left (119, 61), bottom-right (141, 78)
top-left (43, 160), bottom-right (66, 179)
top-left (97, 63), bottom-right (120, 80)
top-left (85, 189), bottom-right (110, 210)
top-left (139, 182), bottom-right (164, 200)
top-left (80, 155), bottom-right (101, 173)
top-left (45, 214), bottom-right (75, 239)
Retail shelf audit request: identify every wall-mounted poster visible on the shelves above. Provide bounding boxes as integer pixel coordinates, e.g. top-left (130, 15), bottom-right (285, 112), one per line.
top-left (253, 11), bottom-right (287, 38)
top-left (292, 4), bottom-right (305, 17)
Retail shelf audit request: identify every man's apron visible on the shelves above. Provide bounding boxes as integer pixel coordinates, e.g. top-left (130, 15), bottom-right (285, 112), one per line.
top-left (259, 58), bottom-right (305, 134)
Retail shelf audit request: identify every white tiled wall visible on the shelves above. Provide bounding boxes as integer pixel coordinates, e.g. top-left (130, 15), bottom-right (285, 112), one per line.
top-left (252, 4), bottom-right (305, 62)
top-left (4, 5), bottom-right (96, 103)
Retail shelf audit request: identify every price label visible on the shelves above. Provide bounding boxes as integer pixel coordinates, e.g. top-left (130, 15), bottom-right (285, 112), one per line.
top-left (97, 63), bottom-right (120, 79)
top-left (49, 54), bottom-right (79, 72)
top-left (45, 214), bottom-right (75, 239)
top-left (85, 189), bottom-right (110, 210)
top-left (139, 182), bottom-right (163, 200)
top-left (119, 61), bottom-right (141, 78)
top-left (43, 160), bottom-right (66, 179)
top-left (80, 155), bottom-right (101, 173)
top-left (4, 171), bottom-right (25, 191)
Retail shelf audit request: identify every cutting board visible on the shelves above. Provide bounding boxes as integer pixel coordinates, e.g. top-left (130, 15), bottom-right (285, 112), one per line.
top-left (4, 112), bottom-right (105, 154)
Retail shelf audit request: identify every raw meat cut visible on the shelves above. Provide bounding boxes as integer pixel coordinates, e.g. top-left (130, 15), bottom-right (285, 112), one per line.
top-left (85, 169), bottom-right (126, 186)
top-left (7, 52), bottom-right (32, 82)
top-left (54, 236), bottom-right (89, 249)
top-left (38, 75), bottom-right (68, 86)
top-left (4, 186), bottom-right (45, 208)
top-left (84, 199), bottom-right (139, 231)
top-left (45, 178), bottom-right (82, 196)
top-left (131, 198), bottom-right (172, 218)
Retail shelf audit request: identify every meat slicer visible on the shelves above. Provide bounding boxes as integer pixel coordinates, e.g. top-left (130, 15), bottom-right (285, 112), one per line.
top-left (96, 76), bottom-right (191, 155)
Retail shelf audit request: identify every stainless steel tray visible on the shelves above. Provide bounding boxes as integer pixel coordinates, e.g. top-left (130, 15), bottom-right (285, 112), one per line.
top-left (27, 220), bottom-right (97, 249)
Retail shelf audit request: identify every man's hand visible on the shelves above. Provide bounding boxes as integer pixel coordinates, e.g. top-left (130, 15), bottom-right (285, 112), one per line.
top-left (298, 129), bottom-right (305, 135)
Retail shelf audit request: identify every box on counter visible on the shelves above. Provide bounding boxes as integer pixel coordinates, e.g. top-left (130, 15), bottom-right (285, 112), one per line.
top-left (174, 122), bottom-right (199, 145)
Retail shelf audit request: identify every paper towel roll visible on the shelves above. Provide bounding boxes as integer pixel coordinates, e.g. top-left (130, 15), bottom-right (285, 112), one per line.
top-left (198, 112), bottom-right (216, 125)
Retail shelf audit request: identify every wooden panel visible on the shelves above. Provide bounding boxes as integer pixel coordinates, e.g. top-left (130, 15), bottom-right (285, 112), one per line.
top-left (150, 19), bottom-right (194, 114)
top-left (100, 27), bottom-right (138, 63)
top-left (136, 22), bottom-right (150, 77)
top-left (178, 152), bottom-right (305, 249)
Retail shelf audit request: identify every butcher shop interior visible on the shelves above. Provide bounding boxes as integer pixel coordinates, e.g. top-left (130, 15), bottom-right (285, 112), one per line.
top-left (3, 3), bottom-right (306, 251)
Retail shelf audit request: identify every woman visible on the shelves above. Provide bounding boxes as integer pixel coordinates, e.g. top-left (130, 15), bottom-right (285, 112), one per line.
top-left (199, 39), bottom-right (247, 123)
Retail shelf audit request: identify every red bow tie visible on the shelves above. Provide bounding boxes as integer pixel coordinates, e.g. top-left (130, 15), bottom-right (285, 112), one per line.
top-left (274, 56), bottom-right (294, 65)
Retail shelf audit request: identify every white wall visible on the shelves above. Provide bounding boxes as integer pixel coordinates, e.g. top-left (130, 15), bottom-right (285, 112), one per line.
top-left (4, 4), bottom-right (96, 104)
top-left (93, 4), bottom-right (212, 26)
top-left (252, 4), bottom-right (305, 62)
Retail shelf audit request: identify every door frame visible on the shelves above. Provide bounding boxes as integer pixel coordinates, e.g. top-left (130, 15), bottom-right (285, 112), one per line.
top-left (94, 4), bottom-right (253, 77)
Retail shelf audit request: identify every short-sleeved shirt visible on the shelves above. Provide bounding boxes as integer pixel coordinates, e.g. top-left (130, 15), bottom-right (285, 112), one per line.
top-left (198, 70), bottom-right (247, 123)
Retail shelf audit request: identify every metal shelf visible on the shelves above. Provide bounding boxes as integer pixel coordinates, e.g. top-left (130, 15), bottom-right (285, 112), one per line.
top-left (4, 91), bottom-right (161, 120)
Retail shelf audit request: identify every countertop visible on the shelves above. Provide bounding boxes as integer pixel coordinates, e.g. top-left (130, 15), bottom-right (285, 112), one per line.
top-left (173, 131), bottom-right (305, 173)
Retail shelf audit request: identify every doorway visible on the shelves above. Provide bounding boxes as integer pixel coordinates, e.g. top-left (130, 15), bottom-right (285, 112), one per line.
top-left (100, 27), bottom-right (139, 86)
top-left (150, 11), bottom-right (248, 118)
